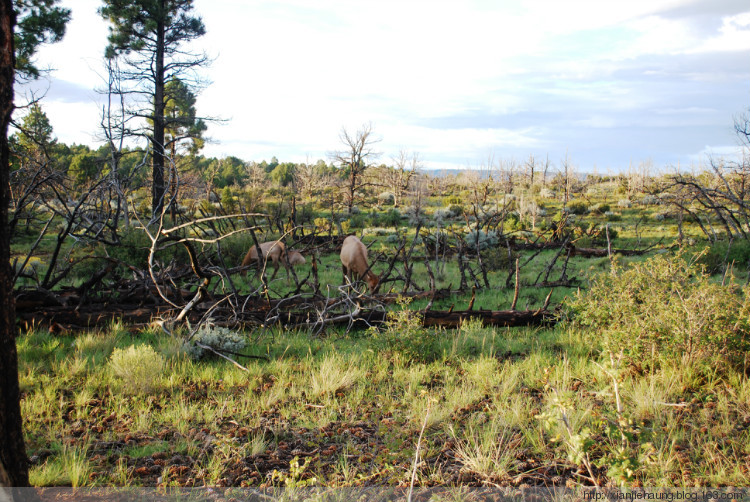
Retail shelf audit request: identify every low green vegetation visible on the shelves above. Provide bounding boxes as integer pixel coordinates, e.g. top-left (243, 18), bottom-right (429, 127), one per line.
top-left (10, 109), bottom-right (750, 489)
top-left (17, 249), bottom-right (750, 487)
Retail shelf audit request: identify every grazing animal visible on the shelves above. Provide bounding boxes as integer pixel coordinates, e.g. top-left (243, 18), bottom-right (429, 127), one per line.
top-left (240, 240), bottom-right (288, 278)
top-left (340, 235), bottom-right (379, 292)
top-left (287, 250), bottom-right (306, 266)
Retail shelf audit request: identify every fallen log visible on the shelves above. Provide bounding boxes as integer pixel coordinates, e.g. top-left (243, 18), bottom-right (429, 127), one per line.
top-left (17, 303), bottom-right (557, 333)
top-left (569, 245), bottom-right (653, 257)
top-left (421, 308), bottom-right (556, 328)
top-left (257, 306), bottom-right (557, 330)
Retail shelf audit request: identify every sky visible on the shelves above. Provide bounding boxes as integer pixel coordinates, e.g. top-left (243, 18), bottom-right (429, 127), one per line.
top-left (17, 0), bottom-right (750, 173)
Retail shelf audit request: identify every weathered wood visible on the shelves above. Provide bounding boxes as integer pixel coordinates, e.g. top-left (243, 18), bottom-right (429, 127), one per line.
top-left (421, 308), bottom-right (556, 328)
top-left (17, 301), bottom-right (557, 332)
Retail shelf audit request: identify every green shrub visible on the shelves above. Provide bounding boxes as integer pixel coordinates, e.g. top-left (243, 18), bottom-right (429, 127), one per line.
top-left (480, 247), bottom-right (517, 271)
top-left (377, 208), bottom-right (402, 227)
top-left (589, 203), bottom-right (610, 215)
top-left (296, 203), bottom-right (315, 224)
top-left (605, 211), bottom-right (621, 222)
top-left (108, 227), bottom-right (151, 266)
top-left (215, 232), bottom-right (252, 264)
top-left (448, 204), bottom-right (464, 217)
top-left (371, 297), bottom-right (442, 363)
top-left (109, 344), bottom-right (165, 394)
top-left (566, 201), bottom-right (588, 215)
top-left (345, 212), bottom-right (367, 229)
top-left (568, 253), bottom-right (750, 367)
top-left (221, 186), bottom-right (236, 212)
top-left (697, 240), bottom-right (750, 273)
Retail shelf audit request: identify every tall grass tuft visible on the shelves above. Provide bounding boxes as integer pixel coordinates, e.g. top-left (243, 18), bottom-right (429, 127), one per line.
top-left (449, 417), bottom-right (520, 481)
top-left (310, 353), bottom-right (363, 397)
top-left (108, 344), bottom-right (165, 394)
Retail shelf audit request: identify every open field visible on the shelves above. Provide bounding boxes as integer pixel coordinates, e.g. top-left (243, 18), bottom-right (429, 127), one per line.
top-left (12, 174), bottom-right (750, 490)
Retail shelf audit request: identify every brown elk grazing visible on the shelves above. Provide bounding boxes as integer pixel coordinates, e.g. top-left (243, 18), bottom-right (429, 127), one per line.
top-left (240, 240), bottom-right (288, 279)
top-left (340, 235), bottom-right (379, 292)
top-left (286, 250), bottom-right (306, 266)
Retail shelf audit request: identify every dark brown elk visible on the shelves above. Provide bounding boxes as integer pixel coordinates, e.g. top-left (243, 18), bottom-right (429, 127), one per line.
top-left (340, 235), bottom-right (379, 291)
top-left (240, 240), bottom-right (288, 279)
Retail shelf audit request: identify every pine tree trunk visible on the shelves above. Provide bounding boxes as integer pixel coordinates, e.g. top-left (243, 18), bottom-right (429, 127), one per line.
top-left (0, 0), bottom-right (31, 488)
top-left (151, 9), bottom-right (166, 218)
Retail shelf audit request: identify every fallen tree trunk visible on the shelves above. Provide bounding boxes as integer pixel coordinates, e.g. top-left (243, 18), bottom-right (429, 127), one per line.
top-left (569, 245), bottom-right (653, 257)
top-left (17, 301), bottom-right (557, 333)
top-left (421, 308), bottom-right (555, 328)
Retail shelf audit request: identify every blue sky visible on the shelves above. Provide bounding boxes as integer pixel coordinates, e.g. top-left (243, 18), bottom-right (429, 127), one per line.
top-left (17, 0), bottom-right (750, 173)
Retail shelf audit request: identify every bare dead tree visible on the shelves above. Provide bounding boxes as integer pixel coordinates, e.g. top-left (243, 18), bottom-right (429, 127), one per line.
top-left (560, 151), bottom-right (573, 206)
top-left (662, 110), bottom-right (750, 243)
top-left (383, 149), bottom-right (420, 208)
top-left (330, 123), bottom-right (380, 214)
top-left (542, 153), bottom-right (551, 188)
top-left (525, 154), bottom-right (536, 188)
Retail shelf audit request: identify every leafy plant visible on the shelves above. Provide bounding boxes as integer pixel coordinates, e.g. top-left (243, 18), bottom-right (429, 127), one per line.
top-left (697, 240), bottom-right (750, 273)
top-left (371, 297), bottom-right (441, 363)
top-left (567, 201), bottom-right (588, 215)
top-left (270, 456), bottom-right (317, 488)
top-left (568, 252), bottom-right (750, 367)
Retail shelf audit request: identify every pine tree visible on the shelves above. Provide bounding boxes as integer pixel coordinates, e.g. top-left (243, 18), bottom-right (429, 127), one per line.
top-left (100, 0), bottom-right (206, 218)
top-left (1, 0), bottom-right (69, 488)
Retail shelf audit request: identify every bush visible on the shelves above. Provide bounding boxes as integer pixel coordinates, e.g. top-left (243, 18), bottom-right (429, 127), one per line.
top-left (184, 324), bottom-right (247, 361)
top-left (566, 201), bottom-right (588, 215)
top-left (371, 297), bottom-right (441, 363)
top-left (448, 204), bottom-right (464, 217)
top-left (638, 195), bottom-right (660, 206)
top-left (568, 253), bottom-right (750, 367)
top-left (314, 217), bottom-right (332, 234)
top-left (296, 203), bottom-right (315, 224)
top-left (109, 345), bottom-right (164, 394)
top-left (345, 212), bottom-right (367, 229)
top-left (697, 240), bottom-right (750, 273)
top-left (539, 188), bottom-right (555, 199)
top-left (433, 208), bottom-right (453, 225)
top-left (589, 203), bottom-right (610, 215)
top-left (605, 211), bottom-right (621, 222)
top-left (402, 206), bottom-right (426, 226)
top-left (214, 232), bottom-right (253, 264)
top-left (617, 199), bottom-right (632, 208)
top-left (108, 227), bottom-right (152, 266)
top-left (480, 247), bottom-right (518, 271)
top-left (464, 230), bottom-right (498, 252)
top-left (378, 192), bottom-right (395, 206)
top-left (378, 208), bottom-right (402, 227)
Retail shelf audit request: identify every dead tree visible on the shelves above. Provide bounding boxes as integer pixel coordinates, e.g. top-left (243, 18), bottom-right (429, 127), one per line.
top-left (383, 149), bottom-right (420, 208)
top-left (330, 123), bottom-right (380, 214)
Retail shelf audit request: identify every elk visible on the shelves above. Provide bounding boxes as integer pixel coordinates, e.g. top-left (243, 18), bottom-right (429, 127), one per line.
top-left (340, 235), bottom-right (379, 292)
top-left (240, 240), bottom-right (288, 279)
top-left (287, 250), bottom-right (306, 266)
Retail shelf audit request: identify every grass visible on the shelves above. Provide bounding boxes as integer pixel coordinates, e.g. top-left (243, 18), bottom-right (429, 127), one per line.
top-left (16, 306), bottom-right (750, 488)
top-left (12, 184), bottom-right (750, 489)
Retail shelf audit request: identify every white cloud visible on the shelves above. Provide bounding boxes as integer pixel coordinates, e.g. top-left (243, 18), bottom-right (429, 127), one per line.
top-left (691, 12), bottom-right (750, 53)
top-left (18, 0), bottom-right (750, 170)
